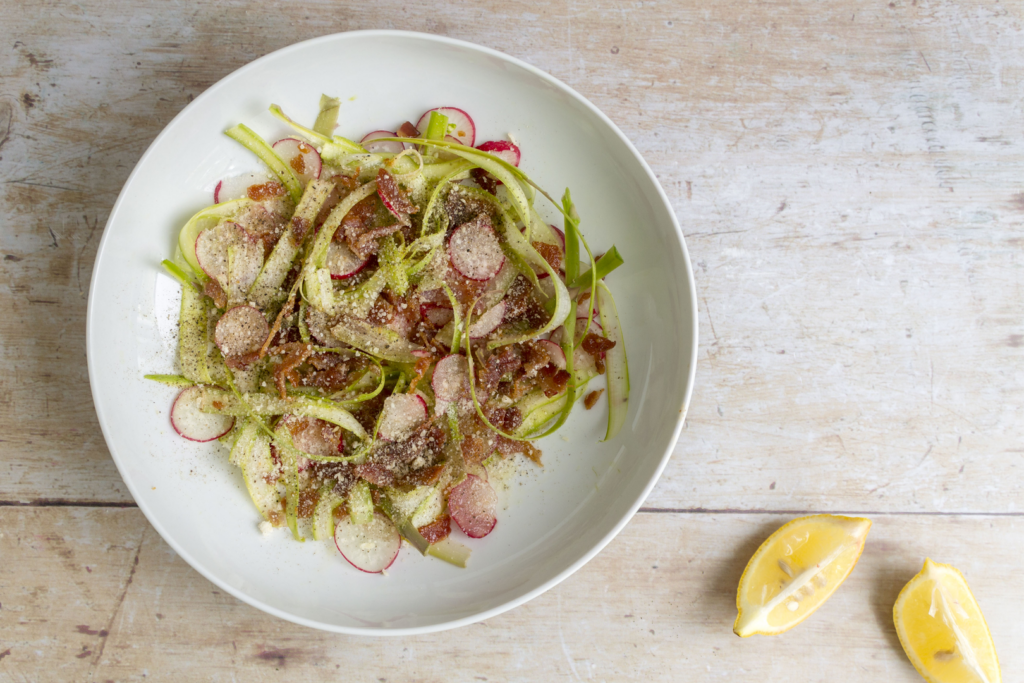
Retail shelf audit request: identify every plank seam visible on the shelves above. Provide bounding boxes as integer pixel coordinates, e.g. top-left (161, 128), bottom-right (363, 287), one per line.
top-left (0, 500), bottom-right (138, 508)
top-left (638, 507), bottom-right (1024, 517)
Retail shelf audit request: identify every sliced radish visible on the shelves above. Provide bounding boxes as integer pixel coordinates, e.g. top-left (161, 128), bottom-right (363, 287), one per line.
top-left (195, 222), bottom-right (264, 302)
top-left (421, 303), bottom-right (454, 327)
top-left (448, 216), bottom-right (505, 281)
top-left (576, 316), bottom-right (604, 340)
top-left (377, 393), bottom-right (428, 441)
top-left (214, 305), bottom-right (269, 357)
top-left (431, 354), bottom-right (470, 402)
top-left (272, 138), bottom-right (322, 184)
top-left (476, 140), bottom-right (521, 166)
top-left (576, 294), bottom-right (599, 318)
top-left (280, 414), bottom-right (343, 457)
top-left (548, 224), bottom-right (566, 251)
top-left (334, 512), bottom-right (401, 573)
top-left (171, 387), bottom-right (235, 443)
top-left (416, 107), bottom-right (476, 147)
top-left (534, 339), bottom-right (567, 370)
top-left (548, 326), bottom-right (565, 347)
top-left (214, 171), bottom-right (275, 204)
top-left (448, 474), bottom-right (497, 538)
top-left (326, 240), bottom-right (369, 280)
top-left (360, 130), bottom-right (404, 154)
top-left (468, 300), bottom-right (506, 339)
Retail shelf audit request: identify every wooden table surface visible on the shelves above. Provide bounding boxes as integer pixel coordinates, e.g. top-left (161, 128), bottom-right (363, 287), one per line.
top-left (2, 1), bottom-right (1022, 680)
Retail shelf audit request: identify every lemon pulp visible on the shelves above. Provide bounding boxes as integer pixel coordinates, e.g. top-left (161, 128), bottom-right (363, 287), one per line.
top-left (893, 558), bottom-right (1001, 683)
top-left (734, 514), bottom-right (871, 637)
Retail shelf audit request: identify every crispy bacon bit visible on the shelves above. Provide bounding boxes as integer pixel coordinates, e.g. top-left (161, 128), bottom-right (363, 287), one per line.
top-left (247, 181), bottom-right (285, 201)
top-left (595, 355), bottom-right (606, 375)
top-left (581, 333), bottom-right (616, 357)
top-left (397, 121), bottom-right (420, 138)
top-left (493, 435), bottom-right (543, 465)
top-left (537, 365), bottom-right (572, 398)
top-left (339, 193), bottom-right (402, 259)
top-left (418, 514), bottom-right (451, 544)
top-left (471, 167), bottom-right (499, 194)
top-left (272, 342), bottom-right (314, 398)
top-left (290, 215), bottom-right (311, 241)
top-left (521, 340), bottom-right (555, 378)
top-left (584, 389), bottom-right (605, 410)
top-left (367, 295), bottom-right (395, 326)
top-left (503, 274), bottom-right (548, 327)
top-left (203, 278), bottom-right (227, 309)
top-left (403, 463), bottom-right (445, 487)
top-left (354, 461), bottom-right (393, 487)
top-left (224, 350), bottom-right (260, 371)
top-left (484, 405), bottom-right (523, 433)
top-left (479, 345), bottom-right (522, 395)
top-left (444, 187), bottom-right (491, 228)
top-left (356, 423), bottom-right (446, 486)
top-left (299, 364), bottom-right (354, 393)
top-left (351, 223), bottom-right (402, 260)
top-left (297, 487), bottom-right (319, 518)
top-left (377, 168), bottom-right (418, 219)
top-left (290, 149), bottom-right (307, 175)
top-left (532, 241), bottom-right (563, 274)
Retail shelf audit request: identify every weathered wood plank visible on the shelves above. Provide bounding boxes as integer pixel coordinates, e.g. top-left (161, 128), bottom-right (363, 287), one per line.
top-left (1, 508), bottom-right (1020, 681)
top-left (1, 2), bottom-right (1022, 517)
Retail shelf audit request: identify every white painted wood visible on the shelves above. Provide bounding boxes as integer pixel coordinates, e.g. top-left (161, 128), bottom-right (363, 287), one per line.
top-left (1, 509), bottom-right (1020, 681)
top-left (1, 1), bottom-right (1022, 677)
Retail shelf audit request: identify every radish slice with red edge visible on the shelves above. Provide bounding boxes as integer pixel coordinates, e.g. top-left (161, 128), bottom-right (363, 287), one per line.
top-left (549, 224), bottom-right (566, 251)
top-left (548, 326), bottom-right (565, 347)
top-left (334, 512), bottom-right (401, 573)
top-left (214, 306), bottom-right (269, 357)
top-left (272, 138), bottom-right (322, 184)
top-left (421, 303), bottom-right (454, 327)
top-left (214, 171), bottom-right (274, 204)
top-left (534, 339), bottom-right (567, 370)
top-left (576, 316), bottom-right (604, 339)
top-left (195, 222), bottom-right (264, 300)
top-left (448, 474), bottom-right (497, 538)
top-left (448, 216), bottom-right (505, 281)
top-left (576, 293), bottom-right (599, 318)
top-left (360, 131), bottom-right (404, 154)
top-left (416, 107), bottom-right (476, 147)
top-left (431, 354), bottom-right (470, 402)
top-left (326, 240), bottom-right (369, 280)
top-left (377, 393), bottom-right (428, 441)
top-left (476, 140), bottom-right (521, 166)
top-left (171, 387), bottom-right (235, 443)
top-left (468, 300), bottom-right (506, 339)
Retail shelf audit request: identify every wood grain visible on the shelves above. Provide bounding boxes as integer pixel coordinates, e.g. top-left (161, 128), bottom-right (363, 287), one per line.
top-left (1, 508), bottom-right (1020, 681)
top-left (1, 0), bottom-right (1023, 679)
top-left (3, 1), bottom-right (1023, 511)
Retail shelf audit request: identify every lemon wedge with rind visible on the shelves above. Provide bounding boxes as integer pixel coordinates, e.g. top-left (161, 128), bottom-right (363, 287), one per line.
top-left (734, 514), bottom-right (871, 637)
top-left (894, 559), bottom-right (1001, 683)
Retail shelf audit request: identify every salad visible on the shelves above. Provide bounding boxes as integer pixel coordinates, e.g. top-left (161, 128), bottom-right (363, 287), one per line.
top-left (148, 97), bottom-right (629, 573)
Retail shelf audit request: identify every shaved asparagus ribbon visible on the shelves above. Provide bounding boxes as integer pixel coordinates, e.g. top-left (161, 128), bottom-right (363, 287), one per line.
top-left (197, 387), bottom-right (367, 440)
top-left (224, 123), bottom-right (303, 203)
top-left (313, 95), bottom-right (341, 138)
top-left (144, 373), bottom-right (194, 387)
top-left (596, 282), bottom-right (629, 440)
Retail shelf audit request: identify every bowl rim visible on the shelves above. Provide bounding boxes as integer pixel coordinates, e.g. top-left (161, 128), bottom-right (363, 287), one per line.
top-left (86, 28), bottom-right (699, 636)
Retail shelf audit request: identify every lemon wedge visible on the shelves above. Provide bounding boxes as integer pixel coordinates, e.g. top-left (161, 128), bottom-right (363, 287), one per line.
top-left (893, 559), bottom-right (1001, 683)
top-left (733, 514), bottom-right (871, 637)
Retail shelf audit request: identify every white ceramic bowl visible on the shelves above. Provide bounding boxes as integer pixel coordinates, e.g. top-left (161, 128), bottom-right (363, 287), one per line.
top-left (87, 31), bottom-right (697, 635)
